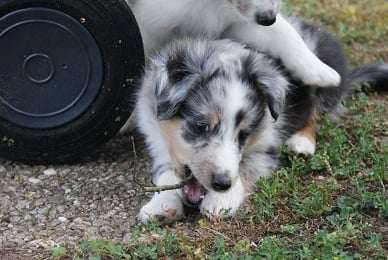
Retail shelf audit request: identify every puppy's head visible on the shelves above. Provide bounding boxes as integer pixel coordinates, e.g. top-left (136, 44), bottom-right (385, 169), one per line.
top-left (229, 0), bottom-right (282, 26)
top-left (149, 39), bottom-right (288, 204)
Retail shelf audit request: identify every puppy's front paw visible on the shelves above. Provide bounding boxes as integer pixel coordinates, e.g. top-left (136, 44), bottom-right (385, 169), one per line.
top-left (139, 191), bottom-right (184, 225)
top-left (200, 181), bottom-right (245, 219)
top-left (286, 133), bottom-right (316, 156)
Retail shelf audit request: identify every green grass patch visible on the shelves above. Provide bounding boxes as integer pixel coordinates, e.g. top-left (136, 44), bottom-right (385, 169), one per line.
top-left (283, 0), bottom-right (388, 65)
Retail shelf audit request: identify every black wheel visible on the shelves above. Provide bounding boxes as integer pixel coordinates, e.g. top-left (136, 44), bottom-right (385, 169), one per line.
top-left (0, 0), bottom-right (144, 163)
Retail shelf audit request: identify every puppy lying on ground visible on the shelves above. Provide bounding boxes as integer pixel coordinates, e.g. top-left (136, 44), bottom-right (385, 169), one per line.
top-left (135, 16), bottom-right (388, 224)
top-left (127, 0), bottom-right (340, 88)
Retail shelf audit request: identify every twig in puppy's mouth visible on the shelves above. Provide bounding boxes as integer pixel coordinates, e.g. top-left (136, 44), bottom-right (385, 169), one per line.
top-left (131, 136), bottom-right (193, 193)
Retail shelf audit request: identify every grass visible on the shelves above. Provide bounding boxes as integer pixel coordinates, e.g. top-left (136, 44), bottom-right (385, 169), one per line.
top-left (283, 0), bottom-right (388, 65)
top-left (51, 0), bottom-right (387, 259)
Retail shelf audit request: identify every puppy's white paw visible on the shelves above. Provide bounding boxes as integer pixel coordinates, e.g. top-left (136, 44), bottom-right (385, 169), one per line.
top-left (282, 52), bottom-right (341, 88)
top-left (302, 62), bottom-right (341, 87)
top-left (139, 191), bottom-right (184, 225)
top-left (287, 54), bottom-right (341, 88)
top-left (286, 133), bottom-right (316, 156)
top-left (200, 180), bottom-right (245, 219)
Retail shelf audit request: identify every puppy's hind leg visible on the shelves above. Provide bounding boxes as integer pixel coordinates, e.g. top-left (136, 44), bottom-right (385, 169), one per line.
top-left (286, 118), bottom-right (317, 156)
top-left (223, 15), bottom-right (341, 88)
top-left (272, 15), bottom-right (341, 88)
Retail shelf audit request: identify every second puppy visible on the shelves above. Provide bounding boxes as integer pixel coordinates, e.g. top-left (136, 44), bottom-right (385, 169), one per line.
top-left (128, 0), bottom-right (340, 88)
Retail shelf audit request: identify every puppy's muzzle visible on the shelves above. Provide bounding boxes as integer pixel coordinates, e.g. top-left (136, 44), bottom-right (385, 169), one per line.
top-left (255, 13), bottom-right (277, 26)
top-left (211, 173), bottom-right (232, 191)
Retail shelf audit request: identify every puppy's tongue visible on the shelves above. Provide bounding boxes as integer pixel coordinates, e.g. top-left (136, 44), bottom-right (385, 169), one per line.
top-left (182, 178), bottom-right (206, 205)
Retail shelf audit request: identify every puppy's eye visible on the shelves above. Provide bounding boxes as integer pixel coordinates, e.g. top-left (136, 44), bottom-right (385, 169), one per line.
top-left (194, 121), bottom-right (210, 133)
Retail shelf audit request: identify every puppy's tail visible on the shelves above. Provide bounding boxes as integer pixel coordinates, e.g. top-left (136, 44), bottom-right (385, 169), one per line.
top-left (348, 63), bottom-right (388, 92)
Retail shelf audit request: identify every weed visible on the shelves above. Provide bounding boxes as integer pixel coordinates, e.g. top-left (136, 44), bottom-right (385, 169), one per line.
top-left (77, 239), bottom-right (131, 259)
top-left (50, 246), bottom-right (67, 258)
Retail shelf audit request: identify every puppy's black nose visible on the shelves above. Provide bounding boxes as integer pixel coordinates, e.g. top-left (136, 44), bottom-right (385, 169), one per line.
top-left (255, 14), bottom-right (276, 26)
top-left (211, 174), bottom-right (232, 191)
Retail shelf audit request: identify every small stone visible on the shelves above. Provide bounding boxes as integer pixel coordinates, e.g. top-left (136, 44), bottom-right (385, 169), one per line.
top-left (73, 217), bottom-right (83, 224)
top-left (7, 239), bottom-right (24, 246)
top-left (0, 196), bottom-right (11, 207)
top-left (56, 205), bottom-right (65, 213)
top-left (34, 198), bottom-right (45, 207)
top-left (58, 217), bottom-right (67, 223)
top-left (24, 214), bottom-right (32, 221)
top-left (92, 219), bottom-right (105, 227)
top-left (43, 168), bottom-right (57, 176)
top-left (28, 177), bottom-right (41, 184)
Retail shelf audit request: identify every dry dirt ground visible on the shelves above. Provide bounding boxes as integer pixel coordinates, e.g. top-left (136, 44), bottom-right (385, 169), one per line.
top-left (0, 133), bottom-right (155, 258)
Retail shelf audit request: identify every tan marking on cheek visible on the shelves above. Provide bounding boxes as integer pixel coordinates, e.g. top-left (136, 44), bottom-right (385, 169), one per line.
top-left (239, 117), bottom-right (251, 130)
top-left (239, 171), bottom-right (253, 192)
top-left (193, 154), bottom-right (218, 187)
top-left (239, 116), bottom-right (257, 150)
top-left (244, 133), bottom-right (257, 150)
top-left (159, 119), bottom-right (193, 166)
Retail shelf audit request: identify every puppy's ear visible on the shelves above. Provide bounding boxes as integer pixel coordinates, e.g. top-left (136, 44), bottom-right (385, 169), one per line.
top-left (154, 55), bottom-right (200, 120)
top-left (242, 53), bottom-right (289, 120)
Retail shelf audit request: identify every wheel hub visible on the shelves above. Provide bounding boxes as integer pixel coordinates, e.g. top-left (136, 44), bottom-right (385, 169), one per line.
top-left (23, 53), bottom-right (55, 84)
top-left (0, 8), bottom-right (103, 128)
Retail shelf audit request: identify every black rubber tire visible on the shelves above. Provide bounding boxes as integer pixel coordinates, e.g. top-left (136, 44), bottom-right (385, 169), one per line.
top-left (0, 0), bottom-right (144, 164)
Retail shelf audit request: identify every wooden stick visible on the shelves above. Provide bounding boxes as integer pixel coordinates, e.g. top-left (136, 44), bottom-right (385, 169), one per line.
top-left (131, 136), bottom-right (193, 193)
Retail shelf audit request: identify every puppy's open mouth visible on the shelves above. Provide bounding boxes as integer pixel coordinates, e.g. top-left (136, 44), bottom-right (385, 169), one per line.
top-left (181, 168), bottom-right (207, 207)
